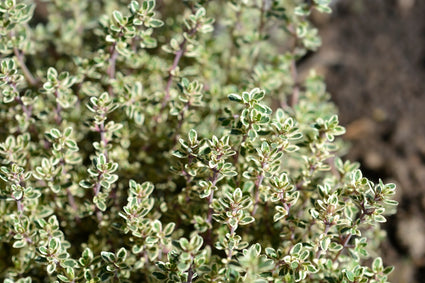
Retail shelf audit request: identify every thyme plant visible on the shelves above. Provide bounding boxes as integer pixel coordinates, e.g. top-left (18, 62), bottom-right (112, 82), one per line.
top-left (0, 0), bottom-right (397, 282)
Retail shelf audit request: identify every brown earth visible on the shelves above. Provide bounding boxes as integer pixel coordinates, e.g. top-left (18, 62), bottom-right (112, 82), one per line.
top-left (309, 0), bottom-right (425, 281)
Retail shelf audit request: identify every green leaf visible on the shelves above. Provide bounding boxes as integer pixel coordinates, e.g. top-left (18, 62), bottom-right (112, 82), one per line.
top-left (163, 222), bottom-right (175, 236)
top-left (315, 4), bottom-right (332, 13)
top-left (177, 261), bottom-right (191, 272)
top-left (80, 248), bottom-right (93, 266)
top-left (294, 5), bottom-right (309, 16)
top-left (152, 272), bottom-right (167, 280)
top-left (12, 239), bottom-right (26, 248)
top-left (190, 234), bottom-right (203, 252)
top-left (233, 187), bottom-right (242, 202)
top-left (149, 18), bottom-right (164, 28)
top-left (252, 89), bottom-right (265, 100)
top-left (240, 216), bottom-right (255, 225)
top-left (64, 127), bottom-right (72, 137)
top-left (47, 263), bottom-right (56, 274)
top-left (228, 93), bottom-right (242, 102)
top-left (372, 257), bottom-right (383, 272)
top-left (345, 270), bottom-right (355, 281)
top-left (273, 211), bottom-right (287, 222)
top-left (300, 250), bottom-right (309, 261)
top-left (57, 274), bottom-right (70, 282)
top-left (295, 269), bottom-right (306, 282)
top-left (112, 10), bottom-right (125, 26)
top-left (384, 199), bottom-right (398, 206)
top-left (101, 251), bottom-right (115, 263)
top-left (291, 243), bottom-right (302, 255)
top-left (374, 215), bottom-right (386, 223)
top-left (307, 264), bottom-right (318, 273)
top-left (61, 259), bottom-right (77, 268)
top-left (329, 242), bottom-right (343, 252)
top-left (179, 238), bottom-right (189, 251)
top-left (49, 238), bottom-right (59, 251)
top-left (383, 265), bottom-right (394, 275)
top-left (116, 248), bottom-right (127, 261)
top-left (95, 197), bottom-right (107, 211)
top-left (65, 140), bottom-right (78, 150)
top-left (230, 128), bottom-right (243, 135)
top-left (188, 129), bottom-right (197, 145)
top-left (254, 104), bottom-right (268, 114)
top-left (98, 154), bottom-right (106, 165)
top-left (152, 220), bottom-right (162, 232)
top-left (195, 7), bottom-right (206, 18)
top-left (47, 67), bottom-right (58, 81)
top-left (320, 237), bottom-right (330, 252)
top-left (248, 129), bottom-right (257, 139)
top-left (144, 0), bottom-right (155, 12)
top-left (129, 0), bottom-right (139, 12)
top-left (50, 128), bottom-right (61, 139)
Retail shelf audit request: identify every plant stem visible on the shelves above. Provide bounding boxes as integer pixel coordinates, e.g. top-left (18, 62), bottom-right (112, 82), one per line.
top-left (100, 122), bottom-right (108, 160)
top-left (53, 90), bottom-right (62, 125)
top-left (107, 42), bottom-right (118, 96)
top-left (186, 265), bottom-right (194, 283)
top-left (155, 24), bottom-right (200, 127)
top-left (16, 199), bottom-right (24, 214)
top-left (332, 233), bottom-right (352, 263)
top-left (162, 41), bottom-right (187, 109)
top-left (13, 47), bottom-right (38, 87)
top-left (251, 173), bottom-right (264, 216)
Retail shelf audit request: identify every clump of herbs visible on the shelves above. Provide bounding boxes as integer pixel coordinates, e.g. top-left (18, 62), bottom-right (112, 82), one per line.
top-left (0, 0), bottom-right (397, 282)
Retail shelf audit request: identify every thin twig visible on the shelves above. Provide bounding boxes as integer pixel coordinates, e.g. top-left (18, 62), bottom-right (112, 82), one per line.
top-left (186, 265), bottom-right (194, 283)
top-left (155, 24), bottom-right (200, 123)
top-left (162, 41), bottom-right (187, 109)
top-left (13, 47), bottom-right (38, 87)
top-left (99, 120), bottom-right (109, 161)
top-left (53, 90), bottom-right (62, 125)
top-left (107, 42), bottom-right (118, 96)
top-left (332, 233), bottom-right (352, 263)
top-left (251, 173), bottom-right (265, 216)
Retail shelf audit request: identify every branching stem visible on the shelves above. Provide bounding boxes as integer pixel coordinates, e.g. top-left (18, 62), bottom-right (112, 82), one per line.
top-left (332, 233), bottom-right (352, 263)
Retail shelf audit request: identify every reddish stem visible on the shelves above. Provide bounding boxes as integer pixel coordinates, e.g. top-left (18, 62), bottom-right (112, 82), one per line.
top-left (332, 233), bottom-right (352, 263)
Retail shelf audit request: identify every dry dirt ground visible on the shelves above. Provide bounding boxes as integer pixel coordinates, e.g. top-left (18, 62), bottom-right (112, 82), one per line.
top-left (309, 0), bottom-right (425, 281)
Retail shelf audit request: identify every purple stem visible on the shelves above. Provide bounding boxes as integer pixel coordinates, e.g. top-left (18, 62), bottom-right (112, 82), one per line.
top-left (107, 42), bottom-right (118, 96)
top-left (155, 24), bottom-right (200, 126)
top-left (332, 233), bottom-right (352, 263)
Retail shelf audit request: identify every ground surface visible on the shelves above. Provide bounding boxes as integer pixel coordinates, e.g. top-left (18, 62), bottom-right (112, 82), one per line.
top-left (312, 0), bottom-right (425, 281)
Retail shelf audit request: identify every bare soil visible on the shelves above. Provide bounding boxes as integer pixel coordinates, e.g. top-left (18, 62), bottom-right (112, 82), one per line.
top-left (311, 0), bottom-right (425, 281)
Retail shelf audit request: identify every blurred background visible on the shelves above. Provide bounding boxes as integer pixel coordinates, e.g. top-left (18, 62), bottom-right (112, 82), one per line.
top-left (308, 0), bottom-right (425, 281)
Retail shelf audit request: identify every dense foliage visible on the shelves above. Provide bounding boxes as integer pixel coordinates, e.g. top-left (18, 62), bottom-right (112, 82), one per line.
top-left (0, 0), bottom-right (397, 282)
